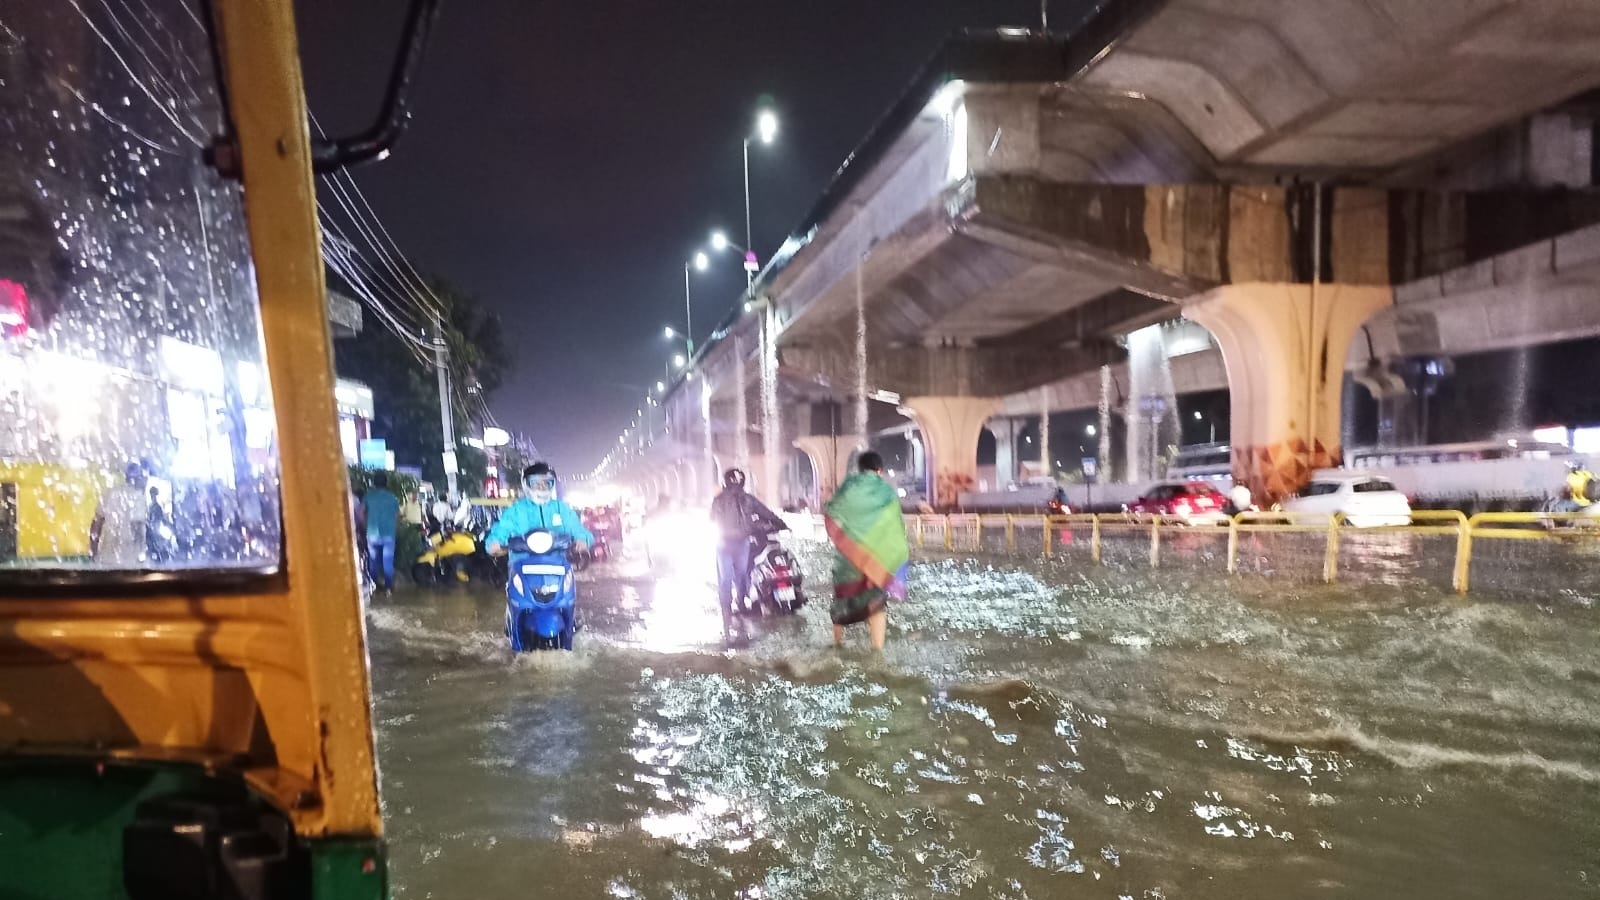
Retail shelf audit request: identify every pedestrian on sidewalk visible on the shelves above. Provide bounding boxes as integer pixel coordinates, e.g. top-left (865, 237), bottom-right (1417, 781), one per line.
top-left (825, 451), bottom-right (910, 651)
top-left (361, 472), bottom-right (400, 595)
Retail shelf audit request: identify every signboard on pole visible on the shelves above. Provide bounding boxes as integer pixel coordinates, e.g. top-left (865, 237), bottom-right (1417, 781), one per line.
top-left (441, 450), bottom-right (459, 475)
top-left (1081, 457), bottom-right (1098, 480)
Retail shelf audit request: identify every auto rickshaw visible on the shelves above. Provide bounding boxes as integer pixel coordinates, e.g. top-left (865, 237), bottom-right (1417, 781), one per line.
top-left (0, 0), bottom-right (442, 896)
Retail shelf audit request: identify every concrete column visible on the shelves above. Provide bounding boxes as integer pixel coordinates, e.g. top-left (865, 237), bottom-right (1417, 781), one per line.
top-left (990, 417), bottom-right (1019, 488)
top-left (793, 434), bottom-right (860, 504)
top-left (902, 396), bottom-right (1002, 509)
top-left (1185, 282), bottom-right (1391, 504)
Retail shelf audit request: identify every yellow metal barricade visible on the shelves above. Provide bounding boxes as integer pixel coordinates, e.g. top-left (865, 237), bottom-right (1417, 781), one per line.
top-left (891, 505), bottom-right (1600, 599)
top-left (946, 514), bottom-right (982, 553)
top-left (1230, 510), bottom-right (1336, 582)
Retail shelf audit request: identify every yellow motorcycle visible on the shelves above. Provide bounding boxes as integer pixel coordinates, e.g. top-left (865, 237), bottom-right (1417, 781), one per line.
top-left (412, 522), bottom-right (481, 585)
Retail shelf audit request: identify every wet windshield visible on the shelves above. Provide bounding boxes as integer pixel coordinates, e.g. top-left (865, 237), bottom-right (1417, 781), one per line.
top-left (0, 2), bottom-right (280, 576)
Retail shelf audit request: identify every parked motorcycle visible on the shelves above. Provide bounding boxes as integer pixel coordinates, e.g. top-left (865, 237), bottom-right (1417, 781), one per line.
top-left (412, 521), bottom-right (488, 585)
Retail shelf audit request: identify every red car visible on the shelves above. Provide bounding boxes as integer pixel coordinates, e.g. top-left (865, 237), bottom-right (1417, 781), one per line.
top-left (1125, 481), bottom-right (1230, 525)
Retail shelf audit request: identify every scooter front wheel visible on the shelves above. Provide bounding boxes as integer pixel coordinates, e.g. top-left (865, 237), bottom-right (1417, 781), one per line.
top-left (411, 562), bottom-right (438, 585)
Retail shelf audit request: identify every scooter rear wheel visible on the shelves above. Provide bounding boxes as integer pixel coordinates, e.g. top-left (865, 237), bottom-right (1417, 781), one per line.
top-left (411, 562), bottom-right (438, 586)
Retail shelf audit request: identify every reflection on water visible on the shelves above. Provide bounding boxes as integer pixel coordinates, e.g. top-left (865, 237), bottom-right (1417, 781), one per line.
top-left (368, 541), bottom-right (1600, 899)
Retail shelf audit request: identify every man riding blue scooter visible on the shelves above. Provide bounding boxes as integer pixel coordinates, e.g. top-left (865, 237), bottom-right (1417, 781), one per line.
top-left (487, 462), bottom-right (594, 651)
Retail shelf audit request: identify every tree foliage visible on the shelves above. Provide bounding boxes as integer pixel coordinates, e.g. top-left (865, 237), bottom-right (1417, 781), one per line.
top-left (333, 274), bottom-right (510, 490)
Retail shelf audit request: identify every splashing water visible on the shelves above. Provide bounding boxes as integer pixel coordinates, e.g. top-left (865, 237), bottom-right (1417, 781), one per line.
top-left (854, 257), bottom-right (868, 445)
top-left (733, 335), bottom-right (749, 476)
top-left (1125, 324), bottom-right (1178, 482)
top-left (368, 543), bottom-right (1600, 899)
top-left (760, 303), bottom-right (780, 505)
top-left (1098, 365), bottom-right (1114, 481)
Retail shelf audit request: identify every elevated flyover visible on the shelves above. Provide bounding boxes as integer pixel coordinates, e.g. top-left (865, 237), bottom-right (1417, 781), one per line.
top-left (613, 0), bottom-right (1600, 507)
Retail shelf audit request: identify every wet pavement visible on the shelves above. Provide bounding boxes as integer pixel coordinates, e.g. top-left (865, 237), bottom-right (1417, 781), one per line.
top-left (367, 541), bottom-right (1600, 899)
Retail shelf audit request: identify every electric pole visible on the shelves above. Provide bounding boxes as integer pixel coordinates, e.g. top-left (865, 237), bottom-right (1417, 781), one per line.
top-left (433, 310), bottom-right (458, 500)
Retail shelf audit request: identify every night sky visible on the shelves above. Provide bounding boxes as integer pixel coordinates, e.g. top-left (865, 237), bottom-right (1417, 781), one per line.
top-left (293, 0), bottom-right (1089, 472)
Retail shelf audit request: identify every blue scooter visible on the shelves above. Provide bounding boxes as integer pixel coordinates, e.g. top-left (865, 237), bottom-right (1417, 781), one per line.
top-left (504, 529), bottom-right (590, 651)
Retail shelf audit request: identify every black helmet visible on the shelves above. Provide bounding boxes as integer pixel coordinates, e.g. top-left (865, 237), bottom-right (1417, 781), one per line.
top-left (523, 462), bottom-right (557, 487)
top-left (723, 468), bottom-right (746, 489)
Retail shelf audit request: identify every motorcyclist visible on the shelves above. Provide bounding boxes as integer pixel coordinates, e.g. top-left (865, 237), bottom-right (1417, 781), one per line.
top-left (1556, 460), bottom-right (1597, 514)
top-left (710, 468), bottom-right (787, 629)
top-left (486, 463), bottom-right (593, 560)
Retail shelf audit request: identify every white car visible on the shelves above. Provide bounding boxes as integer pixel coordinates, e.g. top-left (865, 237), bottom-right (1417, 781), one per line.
top-left (1283, 476), bottom-right (1412, 527)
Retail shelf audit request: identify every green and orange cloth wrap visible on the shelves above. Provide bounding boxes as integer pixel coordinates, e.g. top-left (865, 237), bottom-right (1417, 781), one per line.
top-left (824, 471), bottom-right (910, 626)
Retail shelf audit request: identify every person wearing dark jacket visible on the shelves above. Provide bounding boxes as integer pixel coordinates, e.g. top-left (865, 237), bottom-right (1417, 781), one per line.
top-left (710, 468), bottom-right (786, 632)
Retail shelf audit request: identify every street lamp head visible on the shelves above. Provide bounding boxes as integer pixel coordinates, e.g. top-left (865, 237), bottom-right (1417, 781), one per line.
top-left (656, 380), bottom-right (666, 393)
top-left (663, 325), bottom-right (675, 339)
top-left (756, 109), bottom-right (778, 144)
top-left (711, 230), bottom-right (729, 251)
top-left (1086, 425), bottom-right (1098, 436)
top-left (673, 353), bottom-right (686, 368)
top-left (743, 300), bottom-right (753, 313)
top-left (1193, 411), bottom-right (1204, 420)
top-left (693, 251), bottom-right (710, 271)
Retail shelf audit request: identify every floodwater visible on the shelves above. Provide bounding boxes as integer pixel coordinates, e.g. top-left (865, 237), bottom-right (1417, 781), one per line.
top-left (367, 540), bottom-right (1600, 899)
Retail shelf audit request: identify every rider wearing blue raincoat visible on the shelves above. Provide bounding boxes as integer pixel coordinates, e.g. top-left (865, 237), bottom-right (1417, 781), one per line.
top-left (486, 462), bottom-right (594, 562)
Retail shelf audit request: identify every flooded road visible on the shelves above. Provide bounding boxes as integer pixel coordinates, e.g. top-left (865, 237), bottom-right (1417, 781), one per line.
top-left (368, 543), bottom-right (1600, 899)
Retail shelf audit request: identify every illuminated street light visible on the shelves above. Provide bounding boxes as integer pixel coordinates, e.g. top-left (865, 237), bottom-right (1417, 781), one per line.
top-left (741, 106), bottom-right (780, 290)
top-left (673, 353), bottom-right (686, 368)
top-left (1086, 424), bottom-right (1098, 437)
top-left (656, 380), bottom-right (666, 393)
top-left (711, 230), bottom-right (730, 251)
top-left (679, 251), bottom-right (715, 357)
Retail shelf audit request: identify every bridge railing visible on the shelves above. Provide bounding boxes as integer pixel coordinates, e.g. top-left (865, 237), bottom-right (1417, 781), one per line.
top-left (783, 511), bottom-right (1600, 599)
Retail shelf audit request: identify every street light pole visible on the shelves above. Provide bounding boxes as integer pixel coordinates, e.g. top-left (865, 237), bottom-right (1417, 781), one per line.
top-left (682, 262), bottom-right (695, 357)
top-left (743, 137), bottom-right (754, 292)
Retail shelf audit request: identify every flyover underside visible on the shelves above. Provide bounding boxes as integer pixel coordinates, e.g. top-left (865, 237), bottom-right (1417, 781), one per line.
top-left (775, 200), bottom-right (1168, 349)
top-left (1083, 0), bottom-right (1600, 173)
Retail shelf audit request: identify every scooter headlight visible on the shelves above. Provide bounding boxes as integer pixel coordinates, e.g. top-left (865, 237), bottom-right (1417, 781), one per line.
top-left (525, 531), bottom-right (555, 554)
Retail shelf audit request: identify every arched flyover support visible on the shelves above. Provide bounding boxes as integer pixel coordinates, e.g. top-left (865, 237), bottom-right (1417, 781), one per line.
top-left (902, 396), bottom-right (1002, 509)
top-left (1185, 282), bottom-right (1391, 505)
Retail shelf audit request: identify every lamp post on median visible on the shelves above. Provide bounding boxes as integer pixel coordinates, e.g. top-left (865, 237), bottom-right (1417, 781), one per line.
top-left (678, 251), bottom-right (709, 356)
top-left (741, 108), bottom-right (779, 291)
